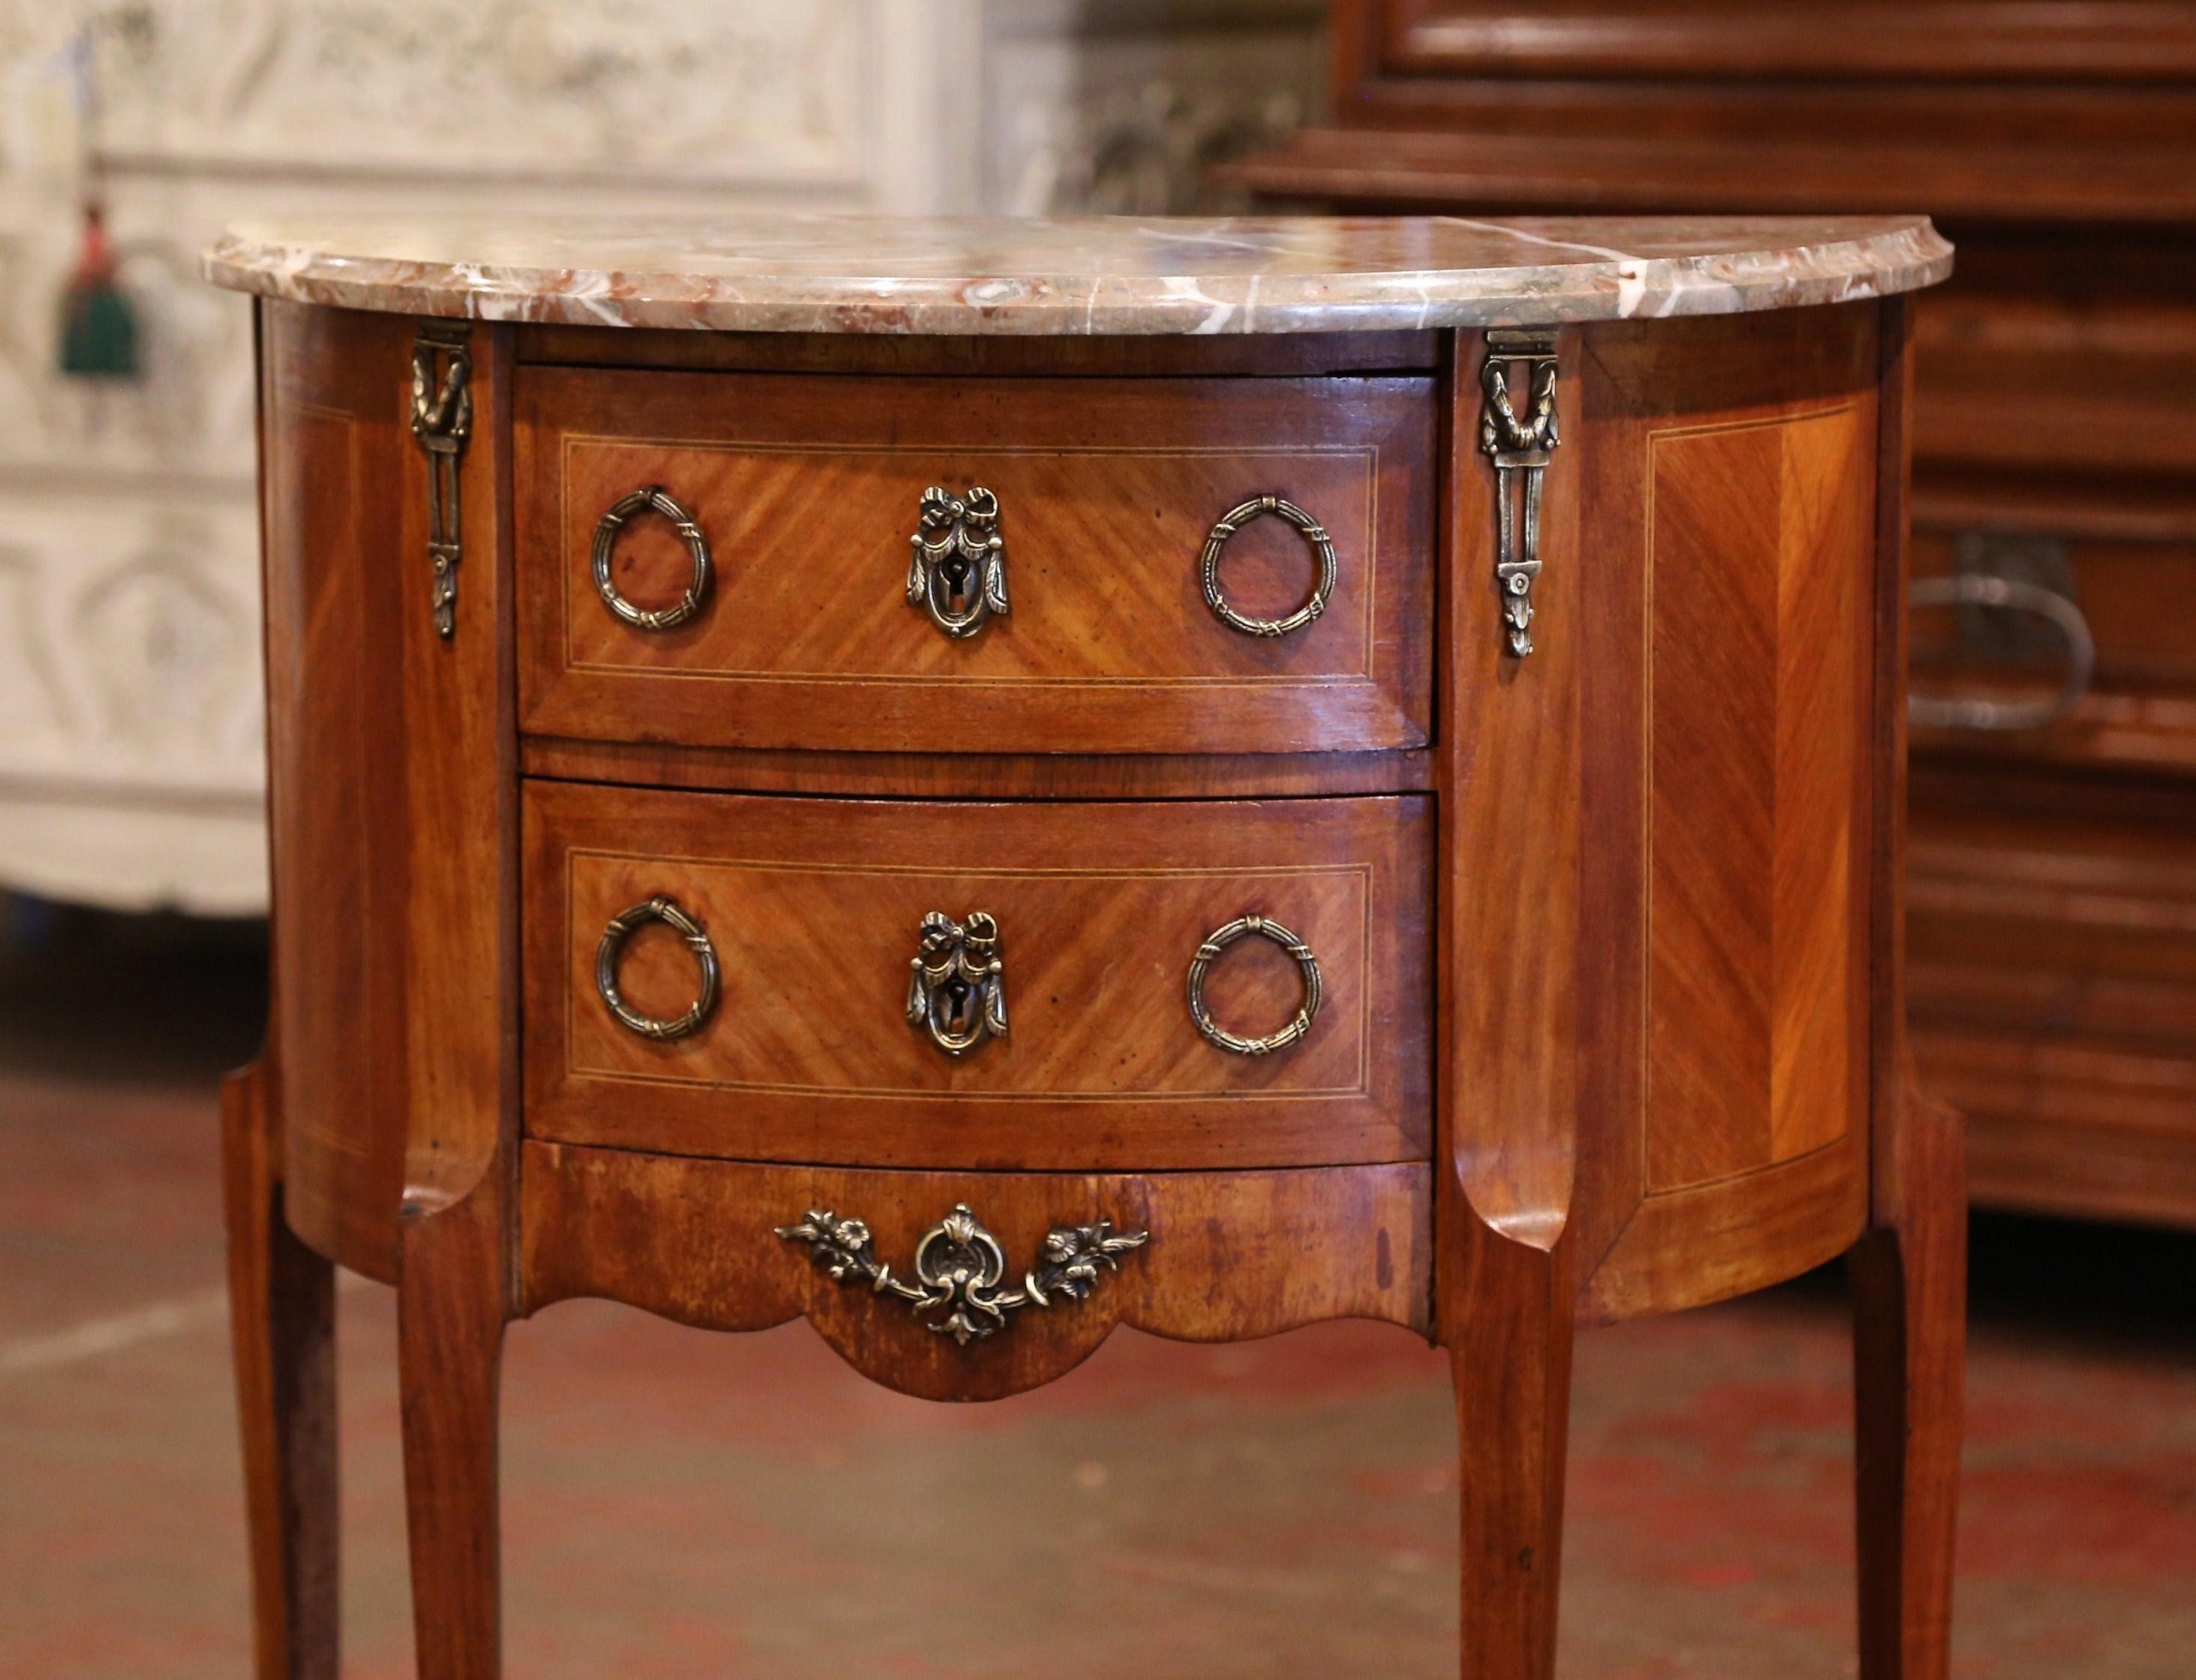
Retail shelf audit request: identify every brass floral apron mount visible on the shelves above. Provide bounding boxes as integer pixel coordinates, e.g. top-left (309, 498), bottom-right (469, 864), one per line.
top-left (775, 1204), bottom-right (1150, 1345)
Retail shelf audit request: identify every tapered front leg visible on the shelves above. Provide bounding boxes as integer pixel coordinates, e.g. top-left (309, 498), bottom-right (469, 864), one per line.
top-left (1452, 1232), bottom-right (1576, 1680)
top-left (1850, 1086), bottom-right (1966, 1680)
top-left (399, 1193), bottom-right (507, 1680)
top-left (221, 1062), bottom-right (339, 1680)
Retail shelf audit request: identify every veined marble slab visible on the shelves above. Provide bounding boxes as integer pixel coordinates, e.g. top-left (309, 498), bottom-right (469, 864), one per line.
top-left (203, 212), bottom-right (1950, 335)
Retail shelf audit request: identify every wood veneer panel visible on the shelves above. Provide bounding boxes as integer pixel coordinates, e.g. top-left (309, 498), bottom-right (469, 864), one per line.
top-left (516, 326), bottom-right (1442, 377)
top-left (260, 302), bottom-right (413, 1282)
top-left (1645, 403), bottom-right (1874, 1190)
top-left (1927, 1033), bottom-right (2196, 1228)
top-left (1909, 773), bottom-right (2196, 1228)
top-left (516, 369), bottom-right (1434, 755)
top-left (519, 1144), bottom-right (1435, 1402)
top-left (522, 783), bottom-right (1433, 1170)
top-left (260, 301), bottom-right (519, 1284)
top-left (1379, 0), bottom-right (2196, 83)
top-left (1222, 126), bottom-right (2196, 226)
top-left (1432, 327), bottom-right (1584, 1294)
top-left (1572, 304), bottom-right (1882, 1317)
top-left (520, 738), bottom-right (1433, 798)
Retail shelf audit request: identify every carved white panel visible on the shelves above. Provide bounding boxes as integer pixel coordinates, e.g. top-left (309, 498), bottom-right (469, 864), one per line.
top-left (982, 2), bottom-right (1326, 217)
top-left (95, 1), bottom-right (874, 190)
top-left (0, 491), bottom-right (264, 913)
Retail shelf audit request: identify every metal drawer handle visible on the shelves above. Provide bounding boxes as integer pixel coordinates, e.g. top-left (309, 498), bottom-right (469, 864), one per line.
top-left (595, 895), bottom-right (720, 1041)
top-left (908, 485), bottom-right (1009, 639)
top-left (777, 1202), bottom-right (1148, 1345)
top-left (593, 485), bottom-right (711, 630)
top-left (907, 911), bottom-right (1007, 1057)
top-left (1909, 574), bottom-right (2095, 733)
top-left (1201, 494), bottom-right (1337, 639)
top-left (1187, 913), bottom-right (1322, 1056)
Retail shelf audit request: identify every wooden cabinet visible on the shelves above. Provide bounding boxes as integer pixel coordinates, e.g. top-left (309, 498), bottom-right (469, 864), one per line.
top-left (210, 214), bottom-right (1958, 1679)
top-left (1229, 0), bottom-right (2196, 1231)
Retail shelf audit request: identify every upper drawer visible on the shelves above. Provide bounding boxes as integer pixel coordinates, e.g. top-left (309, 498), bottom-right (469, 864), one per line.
top-left (516, 368), bottom-right (1435, 755)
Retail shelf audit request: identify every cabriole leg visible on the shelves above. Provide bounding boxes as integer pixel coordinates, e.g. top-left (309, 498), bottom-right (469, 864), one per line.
top-left (221, 1062), bottom-right (339, 1680)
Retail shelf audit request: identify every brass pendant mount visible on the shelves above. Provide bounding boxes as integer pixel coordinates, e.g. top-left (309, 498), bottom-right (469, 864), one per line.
top-left (1479, 329), bottom-right (1560, 658)
top-left (409, 322), bottom-right (473, 640)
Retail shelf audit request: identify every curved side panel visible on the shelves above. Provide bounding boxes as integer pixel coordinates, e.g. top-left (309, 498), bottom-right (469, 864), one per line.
top-left (1570, 302), bottom-right (1886, 1320)
top-left (518, 1142), bottom-right (1434, 1402)
top-left (261, 301), bottom-right (417, 1281)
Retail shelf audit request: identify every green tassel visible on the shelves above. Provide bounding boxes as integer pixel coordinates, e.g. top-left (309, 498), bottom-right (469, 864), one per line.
top-left (59, 204), bottom-right (140, 380)
top-left (62, 284), bottom-right (138, 377)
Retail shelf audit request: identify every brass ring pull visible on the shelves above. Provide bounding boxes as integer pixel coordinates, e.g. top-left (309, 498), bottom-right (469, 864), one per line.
top-left (1909, 574), bottom-right (2096, 733)
top-left (1200, 494), bottom-right (1337, 639)
top-left (595, 895), bottom-right (720, 1041)
top-left (592, 485), bottom-right (711, 631)
top-left (1187, 913), bottom-right (1322, 1056)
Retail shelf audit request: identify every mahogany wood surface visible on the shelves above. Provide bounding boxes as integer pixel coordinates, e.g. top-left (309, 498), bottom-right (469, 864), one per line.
top-left (258, 302), bottom-right (413, 1282)
top-left (1855, 299), bottom-right (1966, 1680)
top-left (257, 301), bottom-right (522, 1283)
top-left (1240, 4), bottom-right (2196, 224)
top-left (1853, 1085), bottom-right (1968, 1680)
top-left (1433, 329), bottom-right (1581, 1295)
top-left (1909, 765), bottom-right (2196, 1227)
top-left (1233, 0), bottom-right (2196, 1232)
top-left (522, 738), bottom-right (1433, 798)
top-left (221, 1060), bottom-right (338, 1680)
top-left (515, 324), bottom-right (1443, 378)
top-left (1450, 1236), bottom-right (1575, 1680)
top-left (523, 782), bottom-right (1433, 1170)
top-left (1567, 305), bottom-right (1882, 1323)
top-left (1379, 0), bottom-right (2196, 83)
top-left (399, 1189), bottom-right (507, 1680)
top-left (520, 1144), bottom-right (1435, 1402)
top-left (516, 368), bottom-right (1436, 755)
top-left (260, 297), bottom-right (525, 1675)
top-left (234, 281), bottom-right (1948, 1678)
top-left (1228, 125), bottom-right (2196, 226)
top-left (1431, 326), bottom-right (1584, 1675)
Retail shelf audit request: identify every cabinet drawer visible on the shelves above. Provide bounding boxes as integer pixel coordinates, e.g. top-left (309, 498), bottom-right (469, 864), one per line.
top-left (516, 368), bottom-right (1434, 755)
top-left (522, 781), bottom-right (1433, 1171)
top-left (1910, 524), bottom-right (2196, 769)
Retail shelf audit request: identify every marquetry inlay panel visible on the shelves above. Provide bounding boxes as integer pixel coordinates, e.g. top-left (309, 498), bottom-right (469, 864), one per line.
top-left (1644, 403), bottom-right (1876, 1193)
top-left (522, 780), bottom-right (1433, 1171)
top-left (518, 367), bottom-right (1436, 754)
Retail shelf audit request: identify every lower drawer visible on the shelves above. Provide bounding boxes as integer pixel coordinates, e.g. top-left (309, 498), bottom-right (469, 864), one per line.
top-left (522, 781), bottom-right (1432, 1170)
top-left (1909, 523), bottom-right (2196, 770)
top-left (1908, 768), bottom-right (2196, 1228)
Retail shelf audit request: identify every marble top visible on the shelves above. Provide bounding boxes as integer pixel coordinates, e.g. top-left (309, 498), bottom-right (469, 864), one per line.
top-left (203, 212), bottom-right (1951, 336)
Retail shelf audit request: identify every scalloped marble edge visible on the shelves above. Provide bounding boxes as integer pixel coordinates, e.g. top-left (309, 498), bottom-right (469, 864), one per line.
top-left (201, 216), bottom-right (1952, 335)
